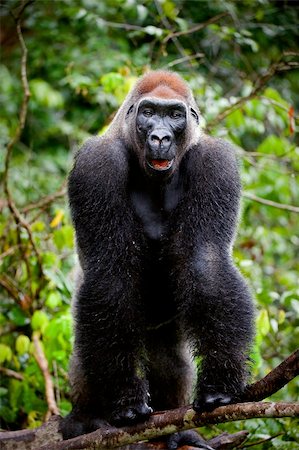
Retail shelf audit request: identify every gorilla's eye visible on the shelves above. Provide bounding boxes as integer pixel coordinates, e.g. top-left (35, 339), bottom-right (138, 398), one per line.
top-left (170, 110), bottom-right (183, 119)
top-left (143, 109), bottom-right (154, 117)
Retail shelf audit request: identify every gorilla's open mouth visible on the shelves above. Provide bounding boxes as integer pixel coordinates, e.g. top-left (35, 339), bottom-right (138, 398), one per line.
top-left (147, 159), bottom-right (174, 171)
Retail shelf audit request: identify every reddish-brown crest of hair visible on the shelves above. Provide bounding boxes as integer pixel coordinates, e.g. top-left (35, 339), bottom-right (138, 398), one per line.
top-left (137, 71), bottom-right (189, 99)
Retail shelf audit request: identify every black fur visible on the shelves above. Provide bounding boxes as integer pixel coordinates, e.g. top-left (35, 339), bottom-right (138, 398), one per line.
top-left (61, 71), bottom-right (255, 445)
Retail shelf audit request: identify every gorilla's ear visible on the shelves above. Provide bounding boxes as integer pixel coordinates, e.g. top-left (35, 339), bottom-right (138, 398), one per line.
top-left (190, 108), bottom-right (199, 124)
top-left (126, 105), bottom-right (134, 119)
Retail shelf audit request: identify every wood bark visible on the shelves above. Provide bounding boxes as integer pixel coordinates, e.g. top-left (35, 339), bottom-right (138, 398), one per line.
top-left (0, 350), bottom-right (298, 450)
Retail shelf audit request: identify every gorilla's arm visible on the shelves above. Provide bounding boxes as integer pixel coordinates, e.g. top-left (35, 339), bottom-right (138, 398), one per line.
top-left (171, 137), bottom-right (255, 411)
top-left (66, 138), bottom-right (151, 435)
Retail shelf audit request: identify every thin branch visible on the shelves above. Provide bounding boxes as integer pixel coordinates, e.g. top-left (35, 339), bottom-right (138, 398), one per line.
top-left (0, 366), bottom-right (24, 381)
top-left (95, 18), bottom-right (145, 32)
top-left (33, 333), bottom-right (59, 418)
top-left (154, 0), bottom-right (190, 65)
top-left (3, 0), bottom-right (44, 280)
top-left (164, 53), bottom-right (204, 69)
top-left (163, 12), bottom-right (229, 43)
top-left (22, 183), bottom-right (67, 213)
top-left (243, 192), bottom-right (299, 214)
top-left (0, 323), bottom-right (17, 337)
top-left (206, 57), bottom-right (299, 130)
top-left (4, 0), bottom-right (31, 190)
top-left (0, 274), bottom-right (31, 310)
top-left (241, 432), bottom-right (284, 448)
top-left (0, 244), bottom-right (24, 260)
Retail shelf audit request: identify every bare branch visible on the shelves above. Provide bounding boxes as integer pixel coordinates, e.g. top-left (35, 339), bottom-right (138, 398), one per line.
top-left (22, 183), bottom-right (67, 213)
top-left (37, 402), bottom-right (299, 450)
top-left (3, 0), bottom-right (44, 280)
top-left (154, 0), bottom-right (190, 65)
top-left (164, 53), bottom-right (204, 69)
top-left (0, 274), bottom-right (32, 309)
top-left (0, 366), bottom-right (24, 381)
top-left (206, 57), bottom-right (299, 130)
top-left (242, 349), bottom-right (299, 402)
top-left (243, 192), bottom-right (299, 214)
top-left (163, 12), bottom-right (229, 43)
top-left (33, 334), bottom-right (60, 418)
top-left (0, 351), bottom-right (298, 449)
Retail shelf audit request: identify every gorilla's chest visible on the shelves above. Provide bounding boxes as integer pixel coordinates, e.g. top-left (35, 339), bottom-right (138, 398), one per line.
top-left (131, 191), bottom-right (167, 240)
top-left (130, 173), bottom-right (183, 241)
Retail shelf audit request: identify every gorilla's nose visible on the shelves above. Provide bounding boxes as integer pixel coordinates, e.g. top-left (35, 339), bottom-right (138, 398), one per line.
top-left (149, 129), bottom-right (172, 151)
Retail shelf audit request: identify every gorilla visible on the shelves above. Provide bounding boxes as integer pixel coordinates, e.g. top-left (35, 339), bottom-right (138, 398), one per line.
top-left (61, 71), bottom-right (254, 448)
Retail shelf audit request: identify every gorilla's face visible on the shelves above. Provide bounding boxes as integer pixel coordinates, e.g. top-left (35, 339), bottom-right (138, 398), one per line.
top-left (135, 98), bottom-right (188, 177)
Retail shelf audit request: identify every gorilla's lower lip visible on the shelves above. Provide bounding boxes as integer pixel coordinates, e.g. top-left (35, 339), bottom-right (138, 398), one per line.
top-left (147, 159), bottom-right (174, 171)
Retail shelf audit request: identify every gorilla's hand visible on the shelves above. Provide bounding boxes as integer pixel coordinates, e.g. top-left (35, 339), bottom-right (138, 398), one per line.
top-left (110, 402), bottom-right (153, 426)
top-left (60, 413), bottom-right (110, 440)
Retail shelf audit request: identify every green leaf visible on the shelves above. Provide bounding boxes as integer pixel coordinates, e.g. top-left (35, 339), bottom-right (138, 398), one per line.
top-left (0, 344), bottom-right (12, 363)
top-left (45, 292), bottom-right (62, 309)
top-left (225, 109), bottom-right (245, 128)
top-left (273, 440), bottom-right (299, 449)
top-left (30, 79), bottom-right (64, 108)
top-left (278, 309), bottom-right (286, 325)
top-left (8, 307), bottom-right (29, 326)
top-left (53, 225), bottom-right (74, 250)
top-left (101, 73), bottom-right (124, 94)
top-left (16, 335), bottom-right (30, 355)
top-left (31, 221), bottom-right (46, 232)
top-left (256, 309), bottom-right (270, 337)
top-left (144, 26), bottom-right (164, 37)
top-left (31, 311), bottom-right (49, 333)
top-left (263, 87), bottom-right (288, 106)
top-left (256, 135), bottom-right (288, 155)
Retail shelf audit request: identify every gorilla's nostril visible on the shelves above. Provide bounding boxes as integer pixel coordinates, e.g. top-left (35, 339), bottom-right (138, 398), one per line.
top-left (150, 135), bottom-right (160, 143)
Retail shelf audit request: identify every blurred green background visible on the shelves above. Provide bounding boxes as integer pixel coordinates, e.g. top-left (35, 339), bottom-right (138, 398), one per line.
top-left (0, 0), bottom-right (298, 448)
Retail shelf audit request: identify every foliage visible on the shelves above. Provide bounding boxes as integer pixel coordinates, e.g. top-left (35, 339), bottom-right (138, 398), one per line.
top-left (0, 0), bottom-right (298, 447)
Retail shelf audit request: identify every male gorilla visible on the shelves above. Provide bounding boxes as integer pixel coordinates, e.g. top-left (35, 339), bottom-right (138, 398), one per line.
top-left (61, 71), bottom-right (254, 448)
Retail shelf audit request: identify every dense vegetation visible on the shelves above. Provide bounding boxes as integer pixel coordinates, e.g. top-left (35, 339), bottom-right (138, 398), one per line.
top-left (0, 0), bottom-right (298, 447)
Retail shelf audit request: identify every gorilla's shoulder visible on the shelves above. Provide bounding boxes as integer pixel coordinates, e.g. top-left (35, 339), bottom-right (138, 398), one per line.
top-left (200, 134), bottom-right (237, 158)
top-left (73, 136), bottom-right (129, 175)
top-left (187, 134), bottom-right (238, 168)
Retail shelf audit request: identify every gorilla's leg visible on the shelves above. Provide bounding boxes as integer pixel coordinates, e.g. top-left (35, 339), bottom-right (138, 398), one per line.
top-left (146, 326), bottom-right (214, 450)
top-left (178, 251), bottom-right (254, 412)
top-left (60, 277), bottom-right (151, 439)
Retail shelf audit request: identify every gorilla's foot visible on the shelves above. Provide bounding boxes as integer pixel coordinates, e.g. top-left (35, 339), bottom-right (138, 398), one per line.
top-left (193, 391), bottom-right (234, 413)
top-left (110, 402), bottom-right (153, 426)
top-left (167, 430), bottom-right (214, 450)
top-left (60, 412), bottom-right (109, 440)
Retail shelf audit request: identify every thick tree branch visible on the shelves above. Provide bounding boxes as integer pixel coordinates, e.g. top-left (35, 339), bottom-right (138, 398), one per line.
top-left (40, 402), bottom-right (299, 450)
top-left (242, 349), bottom-right (299, 401)
top-left (0, 350), bottom-right (298, 450)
